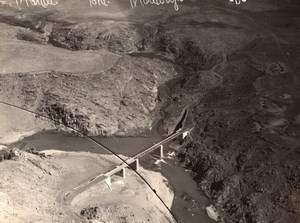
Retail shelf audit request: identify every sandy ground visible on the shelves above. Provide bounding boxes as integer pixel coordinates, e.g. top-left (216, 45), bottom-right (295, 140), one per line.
top-left (0, 41), bottom-right (121, 74)
top-left (0, 149), bottom-right (175, 223)
top-left (71, 166), bottom-right (174, 223)
top-left (0, 103), bottom-right (54, 145)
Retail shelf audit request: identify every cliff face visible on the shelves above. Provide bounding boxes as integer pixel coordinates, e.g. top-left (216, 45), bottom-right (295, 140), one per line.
top-left (159, 25), bottom-right (300, 223)
top-left (0, 56), bottom-right (177, 136)
top-left (139, 2), bottom-right (299, 222)
top-left (176, 52), bottom-right (300, 222)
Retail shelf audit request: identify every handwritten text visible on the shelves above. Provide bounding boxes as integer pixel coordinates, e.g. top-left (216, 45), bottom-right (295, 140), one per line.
top-left (15, 0), bottom-right (58, 8)
top-left (229, 0), bottom-right (246, 5)
top-left (129, 0), bottom-right (183, 11)
top-left (89, 0), bottom-right (110, 7)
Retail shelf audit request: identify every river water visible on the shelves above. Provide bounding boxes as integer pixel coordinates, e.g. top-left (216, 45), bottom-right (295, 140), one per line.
top-left (15, 131), bottom-right (214, 223)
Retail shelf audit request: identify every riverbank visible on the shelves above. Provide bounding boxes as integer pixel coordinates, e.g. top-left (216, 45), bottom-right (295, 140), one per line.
top-left (15, 130), bottom-right (215, 223)
top-left (0, 148), bottom-right (175, 223)
top-left (0, 102), bottom-right (55, 145)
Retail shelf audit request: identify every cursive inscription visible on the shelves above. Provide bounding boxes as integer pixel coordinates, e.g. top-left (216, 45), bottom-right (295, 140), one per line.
top-left (129, 0), bottom-right (184, 11)
top-left (229, 0), bottom-right (246, 5)
top-left (89, 0), bottom-right (110, 7)
top-left (15, 0), bottom-right (58, 8)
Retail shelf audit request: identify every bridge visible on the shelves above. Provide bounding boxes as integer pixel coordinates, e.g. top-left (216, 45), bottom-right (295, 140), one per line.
top-left (63, 128), bottom-right (190, 203)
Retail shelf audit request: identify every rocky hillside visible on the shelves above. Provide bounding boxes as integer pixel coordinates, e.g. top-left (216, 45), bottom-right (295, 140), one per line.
top-left (0, 0), bottom-right (299, 222)
top-left (156, 3), bottom-right (300, 223)
top-left (0, 56), bottom-right (177, 136)
top-left (0, 6), bottom-right (179, 136)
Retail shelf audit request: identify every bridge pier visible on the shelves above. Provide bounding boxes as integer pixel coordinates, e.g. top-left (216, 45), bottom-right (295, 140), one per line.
top-left (122, 168), bottom-right (126, 179)
top-left (105, 176), bottom-right (112, 189)
top-left (160, 145), bottom-right (164, 159)
top-left (182, 131), bottom-right (189, 140)
top-left (135, 159), bottom-right (140, 172)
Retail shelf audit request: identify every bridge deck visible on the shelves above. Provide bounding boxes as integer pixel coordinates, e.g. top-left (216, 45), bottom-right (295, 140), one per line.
top-left (103, 129), bottom-right (182, 178)
top-left (64, 129), bottom-right (183, 203)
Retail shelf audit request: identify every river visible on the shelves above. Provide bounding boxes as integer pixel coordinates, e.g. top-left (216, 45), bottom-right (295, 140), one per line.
top-left (14, 130), bottom-right (215, 223)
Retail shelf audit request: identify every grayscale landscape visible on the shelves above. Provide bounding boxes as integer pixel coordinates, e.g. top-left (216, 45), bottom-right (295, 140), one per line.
top-left (0, 0), bottom-right (299, 222)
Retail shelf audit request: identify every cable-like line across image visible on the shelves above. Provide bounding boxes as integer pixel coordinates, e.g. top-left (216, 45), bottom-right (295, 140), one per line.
top-left (0, 100), bottom-right (180, 223)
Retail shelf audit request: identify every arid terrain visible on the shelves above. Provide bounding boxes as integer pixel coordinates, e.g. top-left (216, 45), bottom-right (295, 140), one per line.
top-left (0, 148), bottom-right (174, 222)
top-left (0, 0), bottom-right (299, 222)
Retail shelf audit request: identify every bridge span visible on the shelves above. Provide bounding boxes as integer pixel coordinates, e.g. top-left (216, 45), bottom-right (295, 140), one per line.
top-left (64, 128), bottom-right (190, 203)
